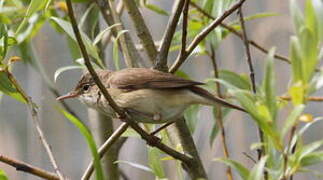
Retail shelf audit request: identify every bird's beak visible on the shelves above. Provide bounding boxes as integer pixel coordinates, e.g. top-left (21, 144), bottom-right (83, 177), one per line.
top-left (56, 91), bottom-right (79, 101)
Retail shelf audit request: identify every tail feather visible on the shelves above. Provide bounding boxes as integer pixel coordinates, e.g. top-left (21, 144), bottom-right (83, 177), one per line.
top-left (189, 86), bottom-right (246, 112)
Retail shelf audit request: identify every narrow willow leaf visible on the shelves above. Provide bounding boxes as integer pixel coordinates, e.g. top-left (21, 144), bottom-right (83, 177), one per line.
top-left (304, 0), bottom-right (318, 40)
top-left (58, 109), bottom-right (104, 180)
top-left (113, 30), bottom-right (128, 70)
top-left (290, 0), bottom-right (304, 35)
top-left (50, 17), bottom-right (103, 68)
top-left (219, 70), bottom-right (251, 90)
top-left (54, 65), bottom-right (83, 82)
top-left (290, 36), bottom-right (303, 83)
top-left (148, 147), bottom-right (166, 178)
top-left (93, 23), bottom-right (121, 45)
top-left (262, 48), bottom-right (277, 120)
top-left (215, 158), bottom-right (250, 179)
top-left (296, 140), bottom-right (323, 161)
top-left (313, 0), bottom-right (323, 41)
top-left (145, 4), bottom-right (168, 16)
top-left (282, 105), bottom-right (305, 137)
top-left (248, 156), bottom-right (268, 180)
top-left (300, 151), bottom-right (323, 166)
top-left (115, 160), bottom-right (153, 173)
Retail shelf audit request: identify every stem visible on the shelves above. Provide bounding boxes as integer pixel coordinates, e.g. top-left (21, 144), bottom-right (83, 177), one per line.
top-left (209, 44), bottom-right (233, 180)
top-left (0, 154), bottom-right (59, 180)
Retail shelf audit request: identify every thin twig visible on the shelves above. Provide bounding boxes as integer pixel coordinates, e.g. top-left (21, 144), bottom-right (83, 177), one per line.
top-left (189, 1), bottom-right (290, 64)
top-left (238, 7), bottom-right (256, 93)
top-left (209, 44), bottom-right (233, 180)
top-left (65, 0), bottom-right (194, 173)
top-left (82, 123), bottom-right (129, 180)
top-left (0, 154), bottom-right (59, 180)
top-left (280, 96), bottom-right (323, 102)
top-left (123, 0), bottom-right (157, 63)
top-left (170, 0), bottom-right (246, 73)
top-left (154, 0), bottom-right (186, 72)
top-left (178, 0), bottom-right (189, 61)
top-left (5, 70), bottom-right (65, 179)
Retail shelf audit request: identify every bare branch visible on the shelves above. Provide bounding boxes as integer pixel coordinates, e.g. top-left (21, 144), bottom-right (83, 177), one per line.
top-left (0, 154), bottom-right (59, 180)
top-left (178, 0), bottom-right (189, 61)
top-left (209, 45), bottom-right (233, 180)
top-left (170, 0), bottom-right (246, 73)
top-left (5, 70), bottom-right (65, 179)
top-left (123, 0), bottom-right (157, 63)
top-left (65, 0), bottom-right (193, 174)
top-left (82, 123), bottom-right (129, 180)
top-left (154, 0), bottom-right (186, 72)
top-left (189, 1), bottom-right (290, 64)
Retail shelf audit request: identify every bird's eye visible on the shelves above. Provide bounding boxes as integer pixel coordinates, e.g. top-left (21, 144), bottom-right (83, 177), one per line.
top-left (82, 84), bottom-right (90, 91)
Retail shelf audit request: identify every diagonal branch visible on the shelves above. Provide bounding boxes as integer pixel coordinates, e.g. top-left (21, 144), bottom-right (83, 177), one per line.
top-left (123, 0), bottom-right (157, 64)
top-left (5, 70), bottom-right (65, 179)
top-left (154, 0), bottom-right (186, 72)
top-left (170, 0), bottom-right (246, 73)
top-left (65, 0), bottom-right (193, 174)
top-left (82, 123), bottom-right (129, 180)
top-left (0, 154), bottom-right (59, 180)
top-left (189, 1), bottom-right (290, 64)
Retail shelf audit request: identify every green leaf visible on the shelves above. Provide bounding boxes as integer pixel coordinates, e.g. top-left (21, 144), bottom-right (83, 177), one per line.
top-left (115, 160), bottom-right (153, 173)
top-left (218, 70), bottom-right (251, 90)
top-left (300, 151), bottom-right (323, 166)
top-left (305, 0), bottom-right (318, 41)
top-left (282, 105), bottom-right (305, 137)
top-left (54, 65), bottom-right (83, 82)
top-left (215, 158), bottom-right (250, 179)
top-left (148, 147), bottom-right (166, 178)
top-left (248, 156), bottom-right (268, 180)
top-left (262, 48), bottom-right (277, 120)
top-left (288, 81), bottom-right (305, 105)
top-left (112, 30), bottom-right (128, 70)
top-left (50, 17), bottom-right (103, 68)
top-left (145, 4), bottom-right (168, 16)
top-left (290, 0), bottom-right (304, 35)
top-left (313, 0), bottom-right (323, 41)
top-left (209, 107), bottom-right (230, 146)
top-left (184, 104), bottom-right (200, 133)
top-left (296, 140), bottom-right (323, 161)
top-left (58, 109), bottom-right (104, 180)
top-left (93, 23), bottom-right (121, 45)
top-left (16, 0), bottom-right (48, 33)
top-left (0, 70), bottom-right (26, 103)
top-left (290, 36), bottom-right (303, 83)
top-left (0, 170), bottom-right (8, 180)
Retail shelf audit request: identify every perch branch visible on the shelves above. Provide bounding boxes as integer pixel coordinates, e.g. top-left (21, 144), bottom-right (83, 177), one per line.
top-left (65, 0), bottom-right (194, 176)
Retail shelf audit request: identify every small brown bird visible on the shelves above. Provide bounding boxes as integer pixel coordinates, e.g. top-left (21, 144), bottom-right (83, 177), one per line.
top-left (57, 68), bottom-right (244, 123)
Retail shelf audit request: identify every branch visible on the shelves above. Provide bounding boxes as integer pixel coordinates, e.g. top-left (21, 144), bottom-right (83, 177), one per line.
top-left (0, 154), bottom-right (59, 180)
top-left (170, 0), bottom-right (246, 73)
top-left (82, 123), bottom-right (129, 180)
top-left (280, 96), bottom-right (323, 102)
top-left (5, 70), bottom-right (65, 179)
top-left (154, 0), bottom-right (186, 72)
top-left (65, 0), bottom-right (193, 174)
top-left (189, 1), bottom-right (290, 64)
top-left (209, 45), bottom-right (233, 180)
top-left (93, 0), bottom-right (142, 67)
top-left (178, 0), bottom-right (189, 61)
top-left (123, 0), bottom-right (157, 63)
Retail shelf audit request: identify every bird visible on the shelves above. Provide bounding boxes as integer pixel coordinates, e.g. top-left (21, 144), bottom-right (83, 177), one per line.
top-left (57, 68), bottom-right (245, 124)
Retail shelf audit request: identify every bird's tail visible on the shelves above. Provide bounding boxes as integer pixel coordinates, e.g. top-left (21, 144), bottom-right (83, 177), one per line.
top-left (189, 86), bottom-right (246, 113)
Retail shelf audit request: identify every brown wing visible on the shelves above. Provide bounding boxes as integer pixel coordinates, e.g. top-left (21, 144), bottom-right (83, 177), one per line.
top-left (107, 68), bottom-right (204, 90)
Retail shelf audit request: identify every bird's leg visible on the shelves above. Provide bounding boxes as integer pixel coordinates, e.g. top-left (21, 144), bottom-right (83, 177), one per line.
top-left (150, 121), bottom-right (175, 135)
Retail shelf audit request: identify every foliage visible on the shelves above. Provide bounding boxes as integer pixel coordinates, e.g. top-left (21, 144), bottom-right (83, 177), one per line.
top-left (1, 0), bottom-right (323, 179)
